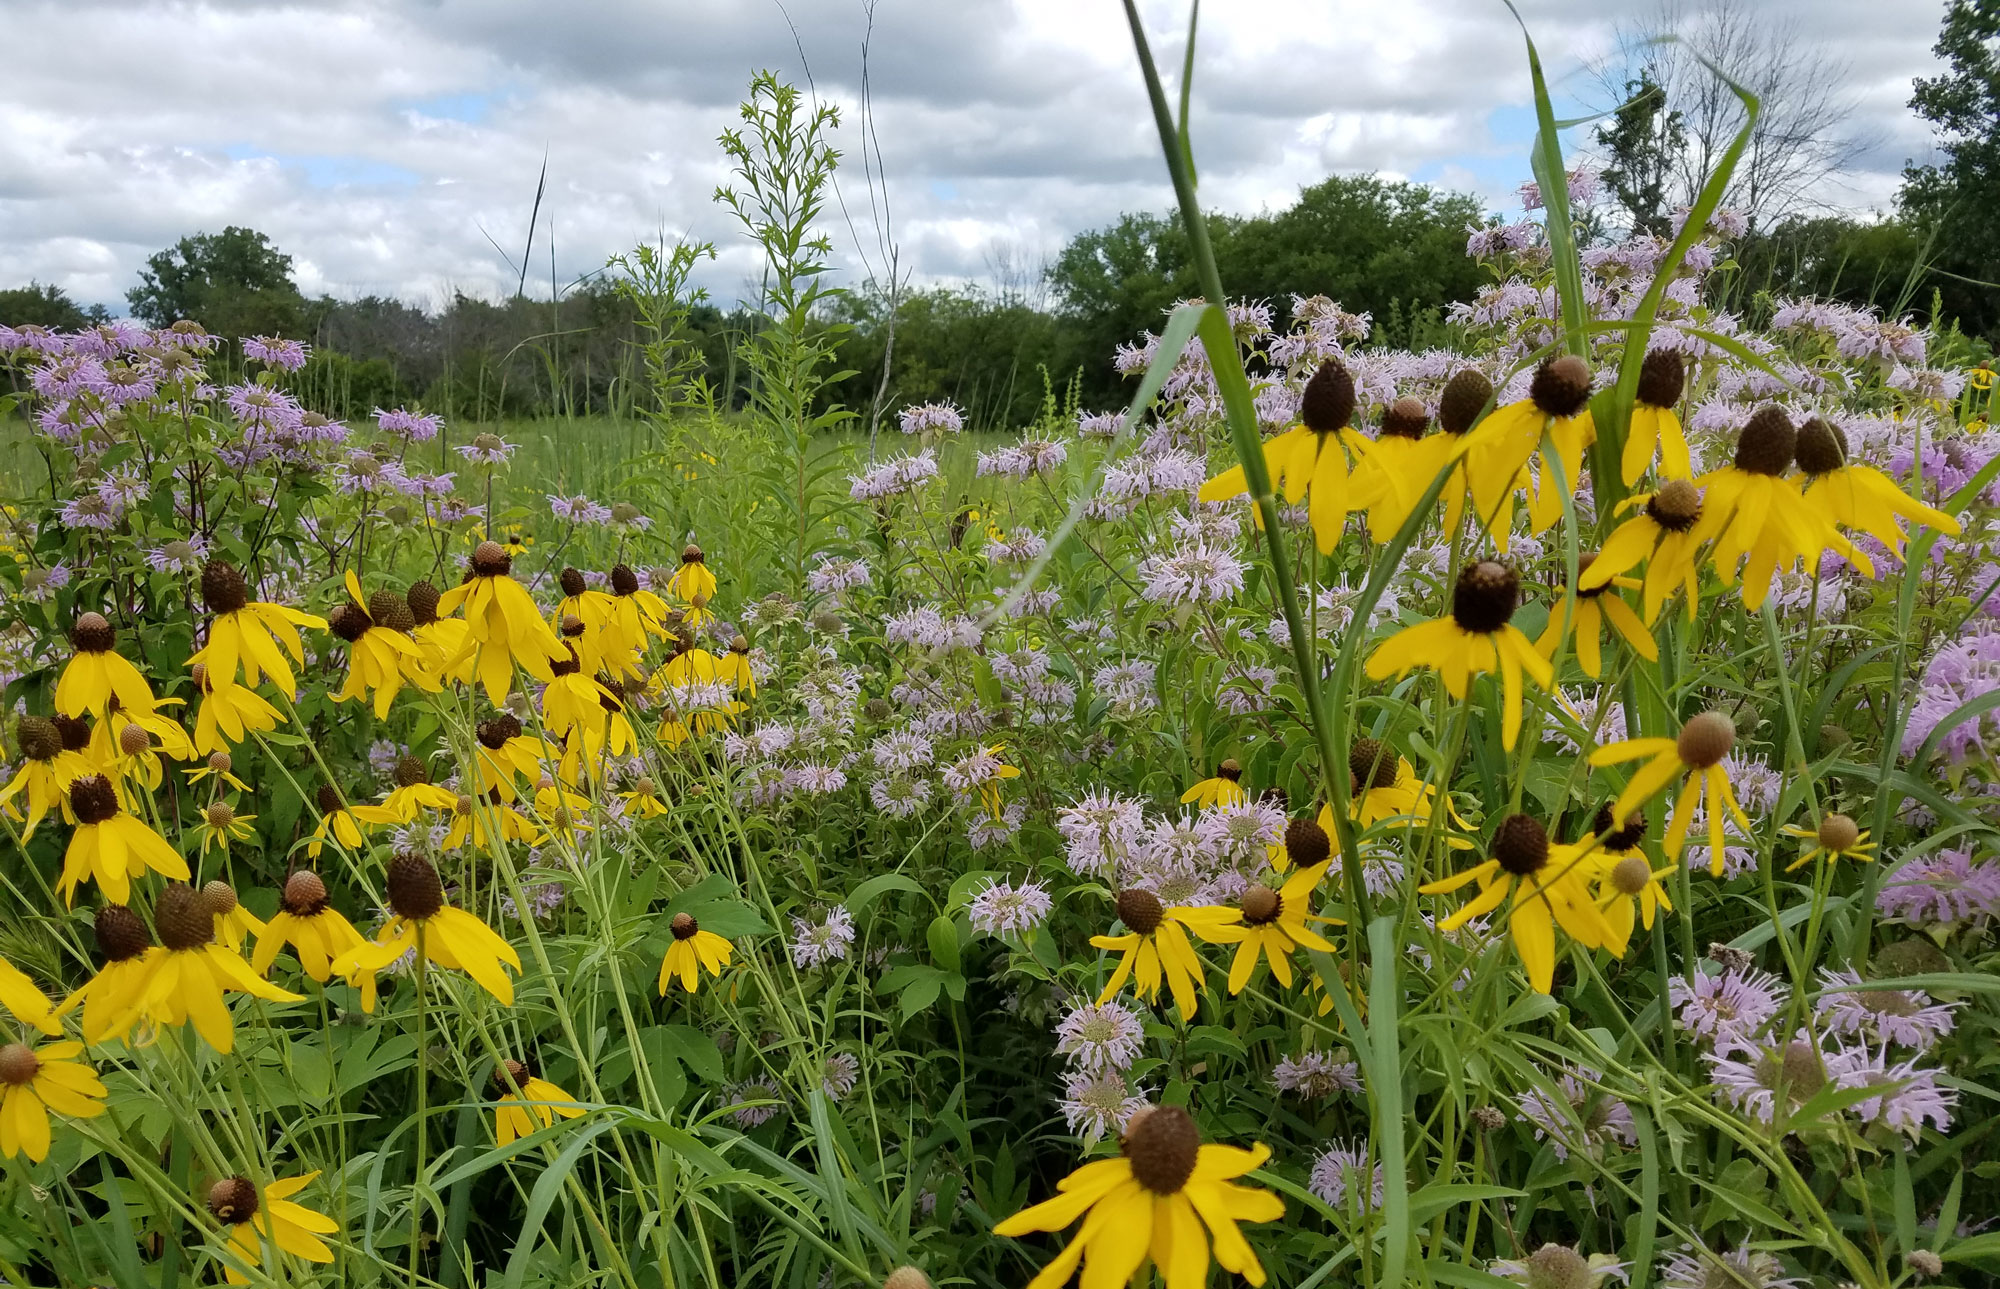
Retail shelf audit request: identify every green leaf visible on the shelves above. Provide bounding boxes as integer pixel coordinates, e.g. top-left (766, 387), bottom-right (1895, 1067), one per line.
top-left (846, 873), bottom-right (925, 916)
top-left (926, 914), bottom-right (962, 974)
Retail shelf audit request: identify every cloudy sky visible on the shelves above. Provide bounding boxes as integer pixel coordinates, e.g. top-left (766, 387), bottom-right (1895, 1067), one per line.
top-left (0, 0), bottom-right (1952, 317)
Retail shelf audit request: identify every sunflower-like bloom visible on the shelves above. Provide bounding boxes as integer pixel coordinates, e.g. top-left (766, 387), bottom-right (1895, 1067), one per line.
top-left (1181, 760), bottom-right (1247, 811)
top-left (622, 776), bottom-right (670, 818)
top-left (472, 714), bottom-right (545, 801)
top-left (434, 542), bottom-right (567, 703)
top-left (1536, 556), bottom-right (1659, 679)
top-left (599, 563), bottom-right (677, 679)
top-left (1346, 397), bottom-right (1456, 543)
top-left (550, 568), bottom-right (616, 655)
top-left (532, 783), bottom-right (596, 843)
top-left (666, 543), bottom-right (719, 609)
top-left (1794, 416), bottom-right (1961, 555)
top-left (1589, 711), bottom-right (1751, 878)
top-left (56, 613), bottom-right (156, 719)
top-left (1366, 560), bottom-right (1552, 751)
top-left (717, 634), bottom-right (757, 696)
top-left (332, 853), bottom-right (521, 1010)
top-left (189, 662), bottom-right (286, 756)
top-left (1092, 889), bottom-right (1242, 1021)
top-left (1334, 738), bottom-right (1474, 849)
top-left (1691, 407), bottom-right (1872, 611)
top-left (1432, 367), bottom-right (1496, 535)
top-left (1581, 480), bottom-right (1706, 624)
top-left (202, 881), bottom-right (266, 951)
top-left (0, 1040), bottom-right (105, 1162)
top-left (542, 650), bottom-right (618, 738)
top-left (1212, 858), bottom-right (1338, 993)
top-left (186, 750), bottom-right (250, 793)
top-left (1459, 356), bottom-right (1595, 546)
top-left (1582, 807), bottom-right (1674, 956)
top-left (993, 1103), bottom-right (1283, 1289)
top-left (493, 1059), bottom-right (586, 1145)
top-left (328, 572), bottom-right (436, 717)
top-left (137, 884), bottom-right (303, 1053)
top-left (57, 906), bottom-right (158, 1043)
top-left (306, 785), bottom-right (367, 859)
top-left (1418, 814), bottom-right (1614, 993)
top-left (0, 955), bottom-right (56, 1036)
top-left (58, 774), bottom-right (189, 906)
top-left (0, 715), bottom-right (90, 837)
top-left (91, 699), bottom-right (195, 797)
top-left (253, 871), bottom-right (366, 982)
top-left (207, 1172), bottom-right (338, 1284)
top-left (355, 757), bottom-right (458, 826)
top-left (659, 911), bottom-right (733, 994)
top-left (1200, 359), bottom-right (1370, 555)
top-left (1622, 349), bottom-right (1693, 485)
top-left (442, 789), bottom-right (544, 852)
top-left (197, 801), bottom-right (255, 855)
top-left (1779, 811), bottom-right (1877, 873)
top-left (186, 561), bottom-right (326, 698)
top-left (406, 579), bottom-right (474, 688)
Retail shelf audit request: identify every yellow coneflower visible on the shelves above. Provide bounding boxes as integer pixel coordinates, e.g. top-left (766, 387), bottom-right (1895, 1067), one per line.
top-left (137, 884), bottom-right (303, 1053)
top-left (600, 563), bottom-right (676, 679)
top-left (185, 749), bottom-right (249, 793)
top-left (354, 757), bottom-right (457, 827)
top-left (252, 871), bottom-right (366, 983)
top-left (0, 715), bottom-right (89, 837)
top-left (197, 800), bottom-right (255, 855)
top-left (559, 679), bottom-right (637, 784)
top-left (1180, 759), bottom-right (1247, 811)
top-left (0, 1039), bottom-right (106, 1163)
top-left (993, 1104), bottom-right (1283, 1289)
top-left (56, 612), bottom-right (156, 718)
top-left (189, 662), bottom-right (286, 756)
top-left (1418, 814), bottom-right (1613, 994)
top-left (57, 906), bottom-right (158, 1043)
top-left (207, 1172), bottom-right (338, 1284)
top-left (1779, 811), bottom-right (1877, 873)
top-left (659, 911), bottom-right (733, 994)
top-left (1091, 889), bottom-right (1242, 1022)
top-left (472, 714), bottom-right (544, 801)
top-left (1793, 416), bottom-right (1962, 555)
top-left (1580, 480), bottom-right (1706, 624)
top-left (1365, 560), bottom-right (1552, 751)
top-left (0, 955), bottom-right (57, 1036)
top-left (666, 543), bottom-right (718, 609)
top-left (1583, 807), bottom-right (1674, 956)
top-left (328, 572), bottom-right (436, 718)
top-left (1588, 711), bottom-right (1752, 878)
top-left (493, 1059), bottom-right (586, 1145)
top-left (433, 541), bottom-right (567, 704)
top-left (621, 774), bottom-right (669, 818)
top-left (1200, 359), bottom-right (1370, 554)
top-left (442, 789), bottom-right (544, 852)
top-left (716, 633), bottom-right (757, 696)
top-left (1214, 855), bottom-right (1338, 994)
top-left (541, 648), bottom-right (618, 737)
top-left (1535, 554), bottom-right (1659, 679)
top-left (201, 880), bottom-right (265, 950)
top-left (1691, 407), bottom-right (1872, 611)
top-left (306, 785), bottom-right (366, 858)
top-left (1460, 355), bottom-right (1595, 545)
top-left (1622, 349), bottom-right (1693, 485)
top-left (406, 579), bottom-right (474, 688)
top-left (58, 774), bottom-right (189, 906)
top-left (91, 699), bottom-right (195, 795)
top-left (186, 560), bottom-right (327, 698)
top-left (532, 781), bottom-right (595, 843)
top-left (332, 853), bottom-right (521, 1010)
top-left (1434, 366), bottom-right (1496, 535)
top-left (1346, 396), bottom-right (1455, 543)
top-left (1335, 738), bottom-right (1474, 848)
top-left (551, 566), bottom-right (616, 638)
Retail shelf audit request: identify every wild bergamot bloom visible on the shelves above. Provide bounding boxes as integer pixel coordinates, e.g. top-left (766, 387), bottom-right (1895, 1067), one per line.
top-left (1536, 553), bottom-right (1659, 679)
top-left (1583, 808), bottom-right (1675, 956)
top-left (659, 911), bottom-right (734, 994)
top-left (197, 801), bottom-right (255, 855)
top-left (186, 560), bottom-right (326, 698)
top-left (1793, 415), bottom-right (1962, 554)
top-left (1092, 889), bottom-right (1242, 1021)
top-left (1181, 759), bottom-right (1247, 811)
top-left (202, 880), bottom-right (265, 950)
top-left (494, 1058), bottom-right (586, 1145)
top-left (0, 715), bottom-right (89, 837)
top-left (332, 852), bottom-right (521, 1010)
top-left (1581, 479), bottom-right (1706, 623)
top-left (138, 883), bottom-right (303, 1053)
top-left (253, 870), bottom-right (366, 983)
top-left (1460, 355), bottom-right (1595, 545)
top-left (0, 1039), bottom-right (105, 1163)
top-left (1366, 560), bottom-right (1552, 751)
top-left (327, 572), bottom-right (435, 717)
top-left (56, 612), bottom-right (156, 718)
top-left (207, 1172), bottom-right (339, 1284)
top-left (58, 773), bottom-right (189, 906)
top-left (1200, 359), bottom-right (1369, 555)
top-left (189, 662), bottom-right (286, 756)
top-left (1591, 710), bottom-right (1752, 878)
top-left (1691, 406), bottom-right (1872, 611)
top-left (992, 1103), bottom-right (1283, 1289)
top-left (1622, 348), bottom-right (1693, 485)
top-left (58, 906), bottom-right (157, 1043)
top-left (1418, 814), bottom-right (1614, 994)
top-left (1346, 396), bottom-right (1455, 543)
top-left (1336, 738), bottom-right (1473, 848)
top-left (1780, 811), bottom-right (1877, 873)
top-left (434, 540), bottom-right (568, 703)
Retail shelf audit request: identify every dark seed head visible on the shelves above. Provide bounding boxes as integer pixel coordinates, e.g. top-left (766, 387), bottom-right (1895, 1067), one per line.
top-left (1636, 349), bottom-right (1685, 409)
top-left (1121, 1104), bottom-right (1200, 1195)
top-left (117, 723), bottom-right (151, 756)
top-left (561, 613), bottom-right (585, 638)
top-left (470, 540), bottom-right (512, 577)
top-left (1239, 885), bottom-right (1281, 924)
top-left (365, 589), bottom-right (403, 626)
top-left (207, 751), bottom-right (232, 774)
top-left (200, 560), bottom-right (249, 614)
top-left (16, 716), bottom-right (60, 761)
top-left (1530, 355), bottom-right (1593, 419)
top-left (392, 756), bottom-right (430, 788)
top-left (204, 802), bottom-right (235, 831)
top-left (560, 567), bottom-right (587, 598)
top-left (730, 634), bottom-right (749, 654)
top-left (94, 904), bottom-right (151, 961)
top-left (282, 869), bottom-right (328, 916)
top-left (477, 714), bottom-right (523, 749)
top-left (671, 911), bottom-right (699, 940)
top-left (69, 774), bottom-right (120, 825)
top-left (1284, 816), bottom-right (1332, 868)
top-left (406, 580), bottom-right (440, 626)
top-left (1348, 737), bottom-right (1399, 790)
top-left (201, 879), bottom-right (239, 916)
top-left (207, 1177), bottom-right (259, 1225)
top-left (682, 543), bottom-right (704, 564)
top-left (316, 784), bottom-right (344, 814)
top-left (1492, 814), bottom-right (1550, 877)
top-left (70, 612), bottom-right (115, 653)
top-left (1114, 888), bottom-right (1165, 936)
top-left (610, 564), bottom-right (640, 596)
top-left (1676, 711), bottom-right (1735, 769)
top-left (551, 646), bottom-right (580, 678)
top-left (1591, 804), bottom-right (1646, 852)
top-left (1793, 417), bottom-right (1848, 477)
top-left (328, 603), bottom-right (371, 642)
top-left (155, 884), bottom-right (214, 951)
top-left (1735, 406), bottom-right (1796, 476)
top-left (1216, 758), bottom-right (1241, 781)
top-left (1380, 396), bottom-right (1429, 440)
top-left (1300, 360), bottom-right (1356, 434)
top-left (0, 1044), bottom-right (39, 1086)
top-left (54, 715), bottom-right (91, 753)
top-left (1818, 813), bottom-right (1860, 852)
top-left (1451, 561), bottom-right (1519, 634)
top-left (1438, 368), bottom-right (1494, 436)
top-left (1646, 478), bottom-right (1701, 532)
top-left (385, 851), bottom-right (445, 920)
top-left (495, 1058), bottom-right (533, 1089)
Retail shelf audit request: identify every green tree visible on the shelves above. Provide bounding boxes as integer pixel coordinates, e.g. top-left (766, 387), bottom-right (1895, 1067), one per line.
top-left (1901, 0), bottom-right (2000, 336)
top-left (126, 225), bottom-right (306, 338)
top-left (1596, 72), bottom-right (1684, 236)
top-left (0, 281), bottom-right (108, 330)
